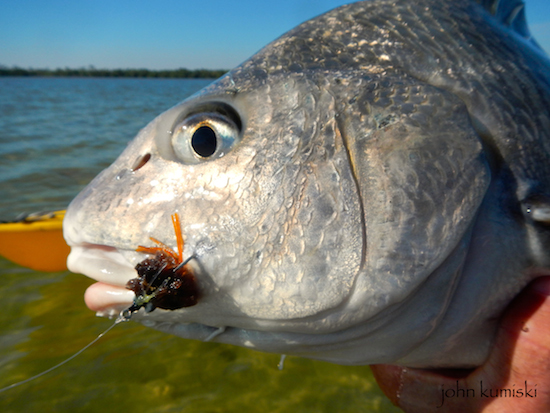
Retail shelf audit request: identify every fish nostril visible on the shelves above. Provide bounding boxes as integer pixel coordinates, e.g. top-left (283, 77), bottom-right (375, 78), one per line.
top-left (130, 153), bottom-right (151, 172)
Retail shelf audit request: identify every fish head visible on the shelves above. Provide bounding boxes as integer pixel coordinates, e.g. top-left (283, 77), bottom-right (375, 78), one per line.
top-left (64, 70), bottom-right (370, 351)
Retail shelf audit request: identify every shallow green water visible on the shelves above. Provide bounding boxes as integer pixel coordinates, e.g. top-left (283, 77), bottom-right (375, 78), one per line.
top-left (0, 78), bottom-right (401, 412)
top-left (0, 258), bottom-right (400, 412)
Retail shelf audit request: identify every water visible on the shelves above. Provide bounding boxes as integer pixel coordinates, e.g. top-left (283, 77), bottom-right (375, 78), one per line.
top-left (0, 77), bottom-right (400, 412)
top-left (0, 77), bottom-right (215, 218)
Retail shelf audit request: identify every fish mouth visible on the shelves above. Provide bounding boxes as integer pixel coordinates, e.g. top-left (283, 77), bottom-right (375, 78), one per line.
top-left (67, 244), bottom-right (136, 313)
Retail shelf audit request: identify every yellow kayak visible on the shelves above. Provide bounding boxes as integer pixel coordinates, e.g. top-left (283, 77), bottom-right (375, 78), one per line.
top-left (0, 210), bottom-right (69, 272)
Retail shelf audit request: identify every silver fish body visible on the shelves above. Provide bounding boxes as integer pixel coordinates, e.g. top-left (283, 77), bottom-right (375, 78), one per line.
top-left (64, 0), bottom-right (550, 368)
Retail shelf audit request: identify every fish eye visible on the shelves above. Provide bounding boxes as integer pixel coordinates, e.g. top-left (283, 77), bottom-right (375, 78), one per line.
top-left (170, 103), bottom-right (242, 164)
top-left (191, 125), bottom-right (217, 157)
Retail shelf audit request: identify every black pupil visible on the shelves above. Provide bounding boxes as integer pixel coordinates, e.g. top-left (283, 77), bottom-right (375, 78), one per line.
top-left (191, 126), bottom-right (217, 157)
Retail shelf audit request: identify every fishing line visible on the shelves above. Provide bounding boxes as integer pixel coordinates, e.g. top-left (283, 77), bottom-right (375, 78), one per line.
top-left (0, 242), bottom-right (198, 393)
top-left (278, 354), bottom-right (286, 370)
top-left (0, 308), bottom-right (135, 394)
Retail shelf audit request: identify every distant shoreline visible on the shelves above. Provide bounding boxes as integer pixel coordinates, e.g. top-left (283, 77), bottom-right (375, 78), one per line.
top-left (0, 67), bottom-right (228, 79)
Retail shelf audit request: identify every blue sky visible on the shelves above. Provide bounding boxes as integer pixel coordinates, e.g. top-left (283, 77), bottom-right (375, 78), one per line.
top-left (1, 0), bottom-right (548, 70)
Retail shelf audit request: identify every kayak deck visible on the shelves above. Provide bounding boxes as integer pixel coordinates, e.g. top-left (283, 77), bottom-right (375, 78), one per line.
top-left (0, 210), bottom-right (69, 272)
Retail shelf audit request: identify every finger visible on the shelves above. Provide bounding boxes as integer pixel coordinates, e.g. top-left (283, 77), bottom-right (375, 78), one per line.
top-left (476, 276), bottom-right (550, 411)
top-left (371, 277), bottom-right (550, 412)
top-left (370, 364), bottom-right (405, 406)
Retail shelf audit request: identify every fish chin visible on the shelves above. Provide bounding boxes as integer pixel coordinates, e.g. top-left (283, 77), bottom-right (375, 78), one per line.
top-left (66, 245), bottom-right (371, 364)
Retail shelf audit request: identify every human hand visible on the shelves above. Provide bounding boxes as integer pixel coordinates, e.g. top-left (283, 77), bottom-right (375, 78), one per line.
top-left (371, 276), bottom-right (550, 412)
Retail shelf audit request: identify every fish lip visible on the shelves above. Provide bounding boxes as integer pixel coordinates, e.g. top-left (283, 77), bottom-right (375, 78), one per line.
top-left (68, 243), bottom-right (139, 314)
top-left (67, 243), bottom-right (138, 287)
top-left (84, 282), bottom-right (135, 314)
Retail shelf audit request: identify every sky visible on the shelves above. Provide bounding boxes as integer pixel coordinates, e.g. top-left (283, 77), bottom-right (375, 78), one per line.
top-left (0, 0), bottom-right (549, 70)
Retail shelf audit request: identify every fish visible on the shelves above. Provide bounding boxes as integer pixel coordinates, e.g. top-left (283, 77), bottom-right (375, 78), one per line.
top-left (63, 0), bottom-right (550, 368)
